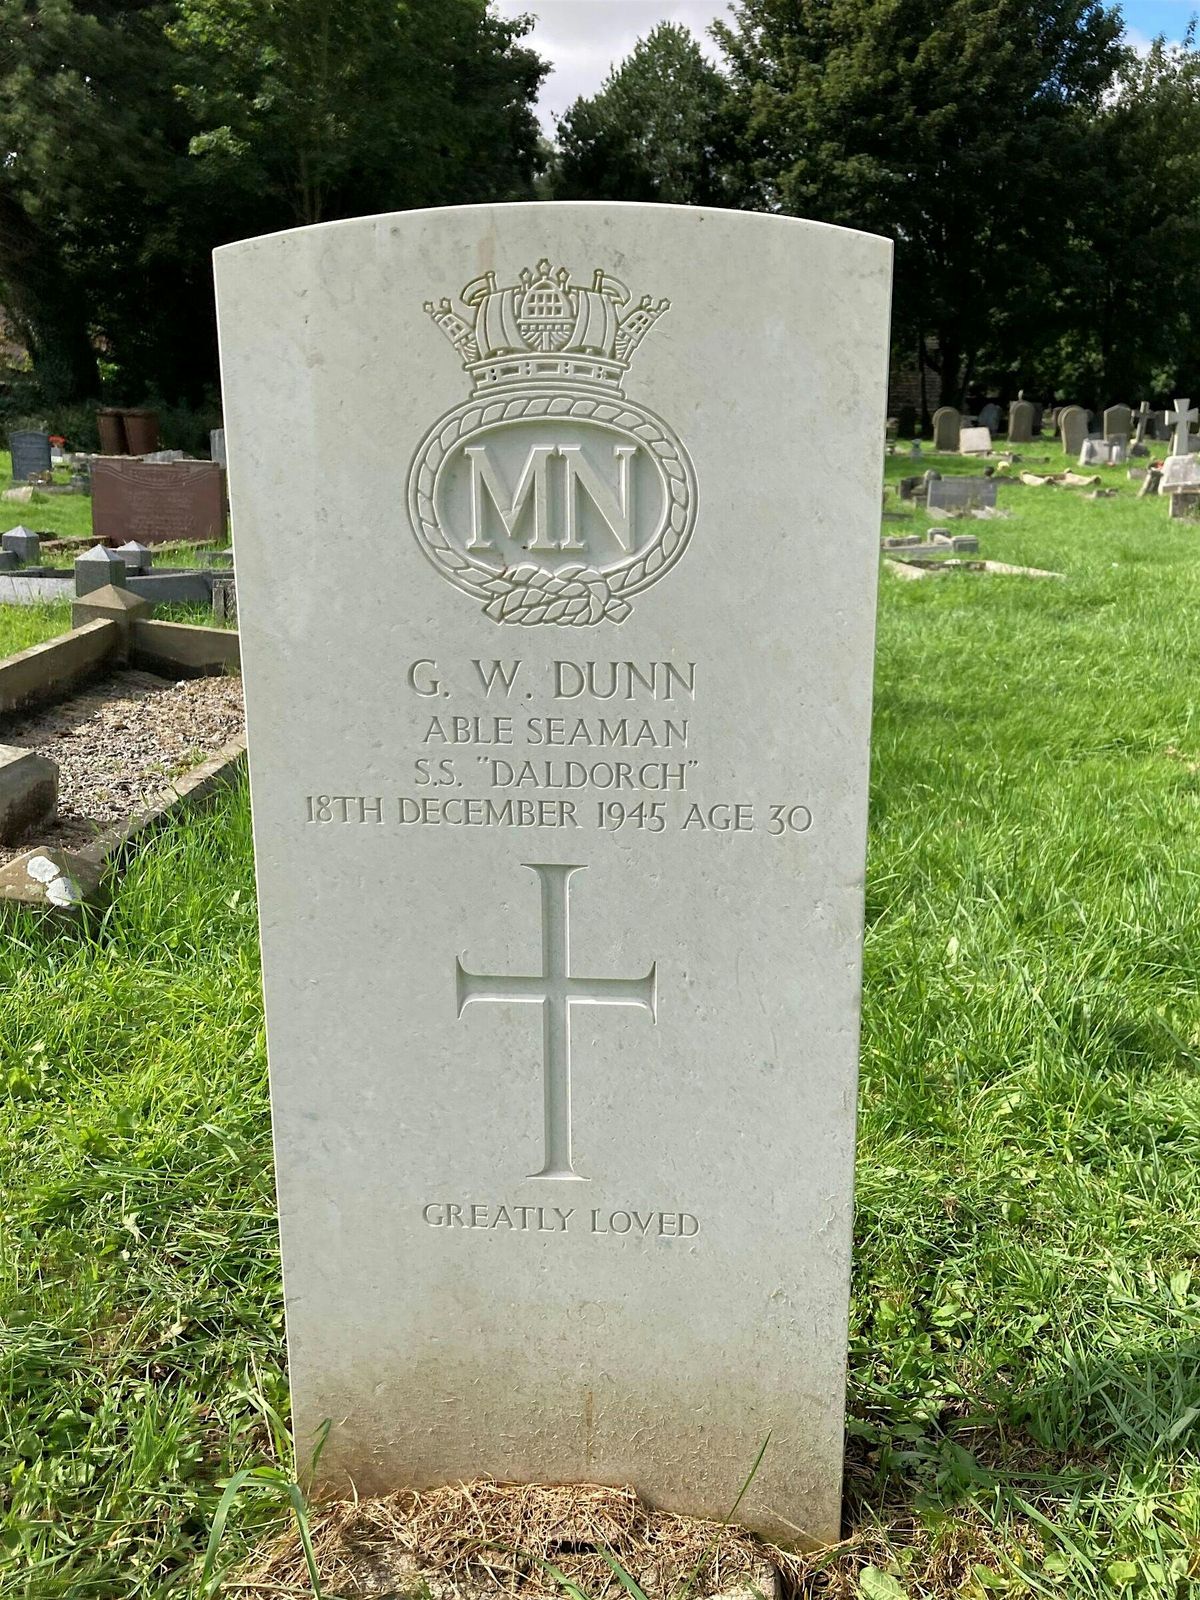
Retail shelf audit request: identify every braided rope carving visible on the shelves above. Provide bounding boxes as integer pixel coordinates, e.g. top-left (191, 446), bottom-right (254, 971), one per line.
top-left (406, 391), bottom-right (697, 626)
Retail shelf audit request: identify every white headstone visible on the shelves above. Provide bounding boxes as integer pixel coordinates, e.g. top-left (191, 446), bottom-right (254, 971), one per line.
top-left (214, 204), bottom-right (892, 1544)
top-left (959, 426), bottom-right (992, 455)
top-left (1159, 454), bottom-right (1200, 492)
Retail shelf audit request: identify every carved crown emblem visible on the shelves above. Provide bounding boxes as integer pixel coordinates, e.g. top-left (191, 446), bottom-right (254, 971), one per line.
top-left (408, 256), bottom-right (696, 627)
top-left (424, 261), bottom-right (670, 395)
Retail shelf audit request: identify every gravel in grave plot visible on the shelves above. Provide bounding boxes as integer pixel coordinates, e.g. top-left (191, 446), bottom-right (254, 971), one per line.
top-left (0, 670), bottom-right (244, 864)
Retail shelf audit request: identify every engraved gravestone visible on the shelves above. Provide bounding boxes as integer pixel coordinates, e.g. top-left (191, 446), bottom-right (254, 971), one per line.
top-left (91, 459), bottom-right (226, 545)
top-left (1007, 395), bottom-right (1034, 444)
top-left (1058, 405), bottom-right (1088, 456)
top-left (932, 405), bottom-right (960, 450)
top-left (1103, 403), bottom-right (1132, 442)
top-left (9, 430), bottom-right (52, 482)
top-left (214, 203), bottom-right (892, 1545)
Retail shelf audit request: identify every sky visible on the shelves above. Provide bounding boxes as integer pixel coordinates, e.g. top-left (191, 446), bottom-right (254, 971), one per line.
top-left (492, 0), bottom-right (1197, 130)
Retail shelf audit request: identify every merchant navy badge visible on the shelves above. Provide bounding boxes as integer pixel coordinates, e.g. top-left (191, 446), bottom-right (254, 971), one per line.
top-left (407, 261), bottom-right (697, 626)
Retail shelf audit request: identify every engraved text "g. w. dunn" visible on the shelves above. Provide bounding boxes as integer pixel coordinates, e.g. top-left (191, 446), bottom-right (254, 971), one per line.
top-left (466, 442), bottom-right (637, 553)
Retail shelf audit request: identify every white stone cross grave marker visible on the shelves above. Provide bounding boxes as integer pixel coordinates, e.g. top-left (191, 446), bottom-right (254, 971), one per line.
top-left (1167, 397), bottom-right (1198, 457)
top-left (214, 202), bottom-right (892, 1546)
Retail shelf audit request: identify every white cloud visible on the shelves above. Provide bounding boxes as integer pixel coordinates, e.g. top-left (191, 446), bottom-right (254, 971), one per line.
top-left (492, 1), bottom-right (731, 129)
top-left (495, 3), bottom-right (1193, 132)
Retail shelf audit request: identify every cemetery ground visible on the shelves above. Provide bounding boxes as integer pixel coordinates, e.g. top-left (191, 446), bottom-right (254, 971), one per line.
top-left (1, 439), bottom-right (1199, 1598)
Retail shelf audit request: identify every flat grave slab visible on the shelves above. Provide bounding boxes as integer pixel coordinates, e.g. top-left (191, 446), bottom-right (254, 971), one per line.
top-left (926, 476), bottom-right (997, 512)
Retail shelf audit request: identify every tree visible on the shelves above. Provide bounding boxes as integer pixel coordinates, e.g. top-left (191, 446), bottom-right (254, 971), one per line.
top-left (173, 0), bottom-right (546, 226)
top-left (714, 0), bottom-right (1127, 408)
top-left (0, 0), bottom-right (546, 406)
top-left (0, 0), bottom-right (188, 402)
top-left (552, 22), bottom-right (735, 205)
top-left (1049, 28), bottom-right (1200, 404)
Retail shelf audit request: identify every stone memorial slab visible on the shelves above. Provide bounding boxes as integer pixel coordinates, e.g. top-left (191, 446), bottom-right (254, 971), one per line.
top-left (1159, 455), bottom-right (1200, 493)
top-left (214, 203), bottom-right (892, 1544)
top-left (8, 429), bottom-right (52, 483)
top-left (1103, 404), bottom-right (1132, 441)
top-left (959, 426), bottom-right (991, 455)
top-left (978, 401), bottom-right (1001, 434)
top-left (926, 476), bottom-right (998, 511)
top-left (931, 405), bottom-right (960, 451)
top-left (1007, 397), bottom-right (1034, 443)
top-left (1058, 406), bottom-right (1088, 456)
top-left (1080, 438), bottom-right (1126, 466)
top-left (91, 459), bottom-right (226, 545)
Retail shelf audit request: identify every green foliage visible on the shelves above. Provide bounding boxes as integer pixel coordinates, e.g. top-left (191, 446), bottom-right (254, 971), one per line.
top-left (171, 0), bottom-right (546, 226)
top-left (0, 0), bottom-right (546, 408)
top-left (552, 23), bottom-right (735, 205)
top-left (1052, 27), bottom-right (1200, 402)
top-left (715, 0), bottom-right (1127, 406)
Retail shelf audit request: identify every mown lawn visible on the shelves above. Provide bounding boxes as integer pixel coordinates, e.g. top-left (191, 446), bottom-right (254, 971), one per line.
top-left (1, 447), bottom-right (228, 568)
top-left (1, 435), bottom-right (1198, 1597)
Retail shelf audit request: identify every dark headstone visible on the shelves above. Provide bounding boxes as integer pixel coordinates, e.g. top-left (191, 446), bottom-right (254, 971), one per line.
top-left (927, 476), bottom-right (998, 512)
top-left (897, 404), bottom-right (918, 438)
top-left (91, 459), bottom-right (226, 546)
top-left (9, 430), bottom-right (52, 482)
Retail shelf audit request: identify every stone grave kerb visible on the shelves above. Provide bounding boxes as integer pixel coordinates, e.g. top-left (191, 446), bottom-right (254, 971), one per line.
top-left (70, 582), bottom-right (150, 655)
top-left (116, 541), bottom-right (155, 574)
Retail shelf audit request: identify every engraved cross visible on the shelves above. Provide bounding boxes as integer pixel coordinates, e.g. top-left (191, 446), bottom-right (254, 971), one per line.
top-left (455, 863), bottom-right (657, 1181)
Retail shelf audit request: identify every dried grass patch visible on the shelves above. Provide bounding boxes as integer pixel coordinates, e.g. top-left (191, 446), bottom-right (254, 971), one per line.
top-left (232, 1478), bottom-right (1047, 1600)
top-left (234, 1479), bottom-right (800, 1599)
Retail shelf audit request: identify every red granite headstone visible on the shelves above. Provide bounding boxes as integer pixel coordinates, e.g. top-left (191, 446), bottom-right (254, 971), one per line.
top-left (90, 459), bottom-right (226, 545)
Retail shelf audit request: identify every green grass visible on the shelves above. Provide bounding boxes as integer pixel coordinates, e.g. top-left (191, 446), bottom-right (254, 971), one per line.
top-left (0, 601), bottom-right (72, 654)
top-left (1, 448), bottom-right (231, 566)
top-left (2, 435), bottom-right (1199, 1597)
top-left (2, 449), bottom-right (94, 543)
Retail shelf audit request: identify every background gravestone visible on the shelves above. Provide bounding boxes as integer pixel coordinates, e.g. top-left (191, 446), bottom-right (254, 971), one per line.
top-left (90, 459), bottom-right (226, 544)
top-left (215, 202), bottom-right (892, 1544)
top-left (1059, 406), bottom-right (1088, 456)
top-left (9, 430), bottom-right (52, 482)
top-left (927, 475), bottom-right (998, 511)
top-left (932, 405), bottom-right (960, 450)
top-left (1007, 397), bottom-right (1034, 443)
top-left (1103, 403), bottom-right (1132, 441)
